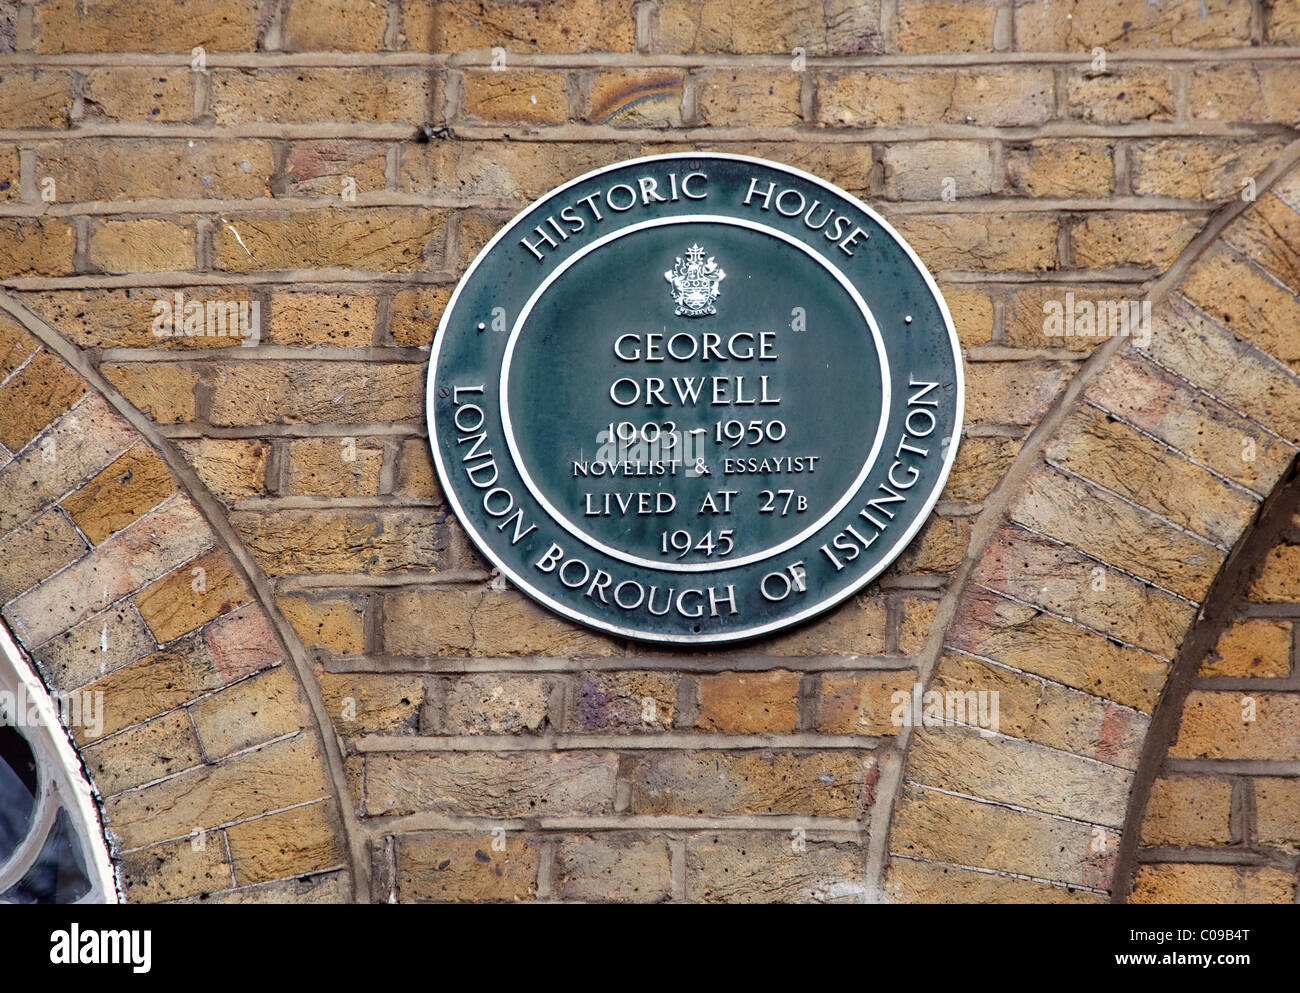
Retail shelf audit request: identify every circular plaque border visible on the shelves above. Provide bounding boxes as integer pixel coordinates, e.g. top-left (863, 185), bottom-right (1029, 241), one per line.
top-left (498, 213), bottom-right (893, 573)
top-left (426, 152), bottom-right (965, 645)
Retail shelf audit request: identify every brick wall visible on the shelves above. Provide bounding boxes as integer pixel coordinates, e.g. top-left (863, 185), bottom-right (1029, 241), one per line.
top-left (1134, 492), bottom-right (1300, 904)
top-left (1, 0), bottom-right (1299, 902)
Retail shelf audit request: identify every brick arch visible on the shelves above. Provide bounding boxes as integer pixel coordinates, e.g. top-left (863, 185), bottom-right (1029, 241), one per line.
top-left (880, 148), bottom-right (1300, 902)
top-left (0, 300), bottom-right (361, 903)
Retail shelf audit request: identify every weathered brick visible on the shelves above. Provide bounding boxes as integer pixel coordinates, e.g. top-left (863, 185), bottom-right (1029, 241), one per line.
top-left (881, 141), bottom-right (996, 200)
top-left (103, 734), bottom-right (331, 850)
top-left (963, 361), bottom-right (1074, 427)
top-left (227, 800), bottom-right (345, 885)
top-left (233, 508), bottom-right (449, 576)
top-left (1004, 284), bottom-right (1141, 353)
top-left (909, 727), bottom-right (1131, 826)
top-left (0, 69), bottom-right (73, 127)
top-left (210, 68), bottom-right (431, 124)
top-left (1014, 0), bottom-right (1251, 50)
top-left (384, 588), bottom-right (620, 657)
top-left (82, 68), bottom-right (193, 123)
top-left (1269, 3), bottom-right (1300, 43)
top-left (818, 69), bottom-right (1053, 127)
top-left (1140, 776), bottom-right (1232, 846)
top-left (0, 393), bottom-right (137, 536)
top-left (283, 141), bottom-right (388, 198)
top-left (1005, 141), bottom-right (1115, 199)
top-left (120, 835), bottom-right (233, 903)
top-left (1130, 138), bottom-right (1290, 201)
top-left (135, 546), bottom-right (251, 645)
top-left (891, 784), bottom-right (1116, 888)
top-left (0, 315), bottom-right (40, 381)
top-left (401, 0), bottom-right (635, 52)
top-left (888, 516), bottom-right (970, 575)
top-left (394, 438), bottom-right (443, 502)
top-left (695, 70), bottom-right (802, 127)
top-left (1046, 406), bottom-right (1259, 549)
top-left (176, 439), bottom-right (269, 501)
top-left (0, 509), bottom-right (88, 608)
top-left (628, 750), bottom-right (875, 816)
top-left (1250, 544), bottom-right (1300, 603)
top-left (1222, 194), bottom-right (1300, 293)
top-left (893, 0), bottom-right (996, 53)
top-left (688, 833), bottom-right (871, 903)
top-left (0, 350), bottom-right (86, 452)
top-left (89, 218), bottom-right (196, 274)
top-left (969, 523), bottom-right (1196, 659)
top-left (1009, 465), bottom-right (1224, 601)
top-left (276, 592), bottom-right (366, 655)
top-left (4, 495), bottom-right (211, 647)
top-left (1085, 350), bottom-right (1297, 495)
top-left (395, 832), bottom-right (540, 903)
top-left (190, 664), bottom-right (308, 759)
top-left (59, 442), bottom-right (177, 546)
top-left (1201, 619), bottom-right (1292, 678)
top-left (1171, 691), bottom-right (1300, 761)
top-left (461, 70), bottom-right (569, 125)
top-left (939, 285), bottom-right (994, 348)
top-left (318, 670), bottom-right (423, 735)
top-left (1140, 296), bottom-right (1300, 448)
top-left (283, 0), bottom-right (387, 51)
top-left (899, 596), bottom-right (939, 655)
top-left (364, 751), bottom-right (618, 817)
top-left (269, 292), bottom-right (376, 348)
top-left (1189, 64), bottom-right (1300, 125)
top-left (585, 70), bottom-right (683, 126)
top-left (1184, 247), bottom-right (1300, 371)
top-left (34, 0), bottom-right (264, 53)
top-left (556, 834), bottom-right (672, 903)
top-left (890, 213), bottom-right (1058, 272)
top-left (0, 219), bottom-right (75, 278)
top-left (1065, 69), bottom-right (1174, 124)
top-left (32, 602), bottom-right (157, 692)
top-left (38, 140), bottom-right (273, 201)
top-left (287, 437), bottom-right (383, 497)
top-left (940, 435), bottom-right (1021, 502)
top-left (819, 670), bottom-right (914, 735)
top-left (0, 145), bottom-right (14, 202)
top-left (82, 710), bottom-right (204, 795)
top-left (931, 650), bottom-right (1148, 768)
top-left (885, 857), bottom-right (1102, 903)
top-left (440, 674), bottom-right (554, 735)
top-left (1255, 778), bottom-right (1300, 850)
top-left (759, 592), bottom-right (887, 656)
top-left (20, 287), bottom-right (256, 351)
top-left (654, 0), bottom-right (875, 54)
top-left (1132, 864), bottom-right (1296, 904)
top-left (203, 604), bottom-right (285, 679)
top-left (215, 208), bottom-right (444, 273)
top-left (1072, 212), bottom-right (1199, 269)
top-left (389, 287), bottom-right (451, 346)
top-left (204, 360), bottom-right (424, 425)
top-left (571, 671), bottom-right (676, 732)
top-left (195, 870), bottom-right (349, 904)
top-left (697, 670), bottom-right (799, 732)
top-left (399, 141), bottom-right (622, 203)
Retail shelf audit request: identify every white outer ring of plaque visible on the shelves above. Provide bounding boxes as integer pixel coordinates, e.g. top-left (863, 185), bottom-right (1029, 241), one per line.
top-left (427, 152), bottom-right (965, 644)
top-left (498, 214), bottom-right (892, 573)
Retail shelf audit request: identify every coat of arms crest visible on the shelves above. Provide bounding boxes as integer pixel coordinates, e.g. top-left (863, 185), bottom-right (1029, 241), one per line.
top-left (665, 244), bottom-right (725, 317)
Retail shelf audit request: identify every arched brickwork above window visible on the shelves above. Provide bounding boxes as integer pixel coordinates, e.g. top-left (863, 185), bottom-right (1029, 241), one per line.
top-left (884, 154), bottom-right (1300, 903)
top-left (0, 309), bottom-right (357, 902)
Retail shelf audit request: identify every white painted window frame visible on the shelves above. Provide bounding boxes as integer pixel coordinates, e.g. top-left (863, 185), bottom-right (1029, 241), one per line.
top-left (0, 622), bottom-right (117, 903)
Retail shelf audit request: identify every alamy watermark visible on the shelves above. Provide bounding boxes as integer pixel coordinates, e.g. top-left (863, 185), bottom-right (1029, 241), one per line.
top-left (1042, 291), bottom-right (1151, 348)
top-left (0, 684), bottom-right (104, 739)
top-left (891, 682), bottom-right (1000, 736)
top-left (151, 291), bottom-right (261, 346)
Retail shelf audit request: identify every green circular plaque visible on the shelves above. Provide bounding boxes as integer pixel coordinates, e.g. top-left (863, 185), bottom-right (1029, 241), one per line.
top-left (427, 154), bottom-right (963, 644)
